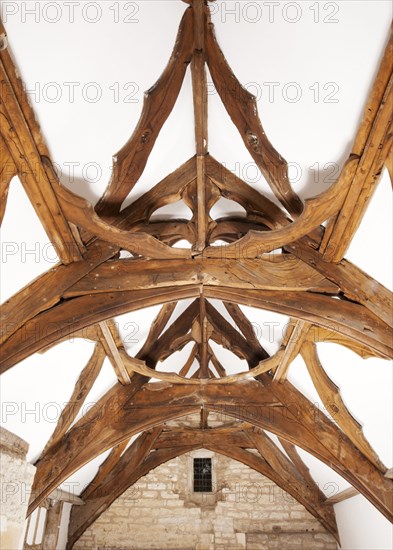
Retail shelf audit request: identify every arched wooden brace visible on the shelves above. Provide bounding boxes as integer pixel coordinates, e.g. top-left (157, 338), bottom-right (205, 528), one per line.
top-left (203, 8), bottom-right (303, 217)
top-left (0, 154), bottom-right (198, 347)
top-left (67, 432), bottom-right (337, 549)
top-left (95, 6), bottom-right (195, 216)
top-left (1, 283), bottom-right (391, 374)
top-left (30, 380), bottom-right (393, 522)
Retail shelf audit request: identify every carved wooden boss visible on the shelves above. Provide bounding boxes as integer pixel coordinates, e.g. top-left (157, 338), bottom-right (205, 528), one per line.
top-left (0, 1), bottom-right (392, 547)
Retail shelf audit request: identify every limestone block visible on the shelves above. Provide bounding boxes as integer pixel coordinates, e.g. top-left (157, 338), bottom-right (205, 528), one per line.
top-left (0, 428), bottom-right (36, 550)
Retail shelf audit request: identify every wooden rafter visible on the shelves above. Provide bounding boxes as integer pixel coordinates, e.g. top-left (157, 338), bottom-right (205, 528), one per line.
top-left (0, 20), bottom-right (83, 264)
top-left (320, 28), bottom-right (393, 261)
top-left (30, 379), bottom-right (392, 522)
top-left (2, 284), bottom-right (391, 375)
top-left (95, 9), bottom-right (194, 217)
top-left (40, 344), bottom-right (105, 458)
top-left (273, 319), bottom-right (310, 382)
top-left (97, 321), bottom-right (131, 384)
top-left (0, 131), bottom-right (15, 225)
top-left (301, 341), bottom-right (385, 470)
top-left (278, 438), bottom-right (326, 503)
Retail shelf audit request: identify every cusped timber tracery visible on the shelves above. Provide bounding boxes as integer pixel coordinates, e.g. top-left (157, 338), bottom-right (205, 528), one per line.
top-left (0, 2), bottom-right (392, 548)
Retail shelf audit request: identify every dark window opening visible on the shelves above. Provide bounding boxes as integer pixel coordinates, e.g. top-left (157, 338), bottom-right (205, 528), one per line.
top-left (193, 457), bottom-right (212, 492)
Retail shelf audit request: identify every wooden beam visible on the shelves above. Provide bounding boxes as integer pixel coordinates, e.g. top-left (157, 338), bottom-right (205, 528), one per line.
top-left (197, 297), bottom-right (210, 378)
top-left (385, 468), bottom-right (393, 479)
top-left (95, 7), bottom-right (194, 217)
top-left (301, 341), bottom-right (386, 471)
top-left (0, 152), bottom-right (196, 342)
top-left (286, 241), bottom-right (393, 329)
top-left (31, 380), bottom-right (393, 522)
top-left (386, 143), bottom-right (393, 185)
top-left (82, 440), bottom-right (129, 500)
top-left (278, 438), bottom-right (326, 503)
top-left (252, 373), bottom-right (393, 521)
top-left (204, 12), bottom-right (303, 217)
top-left (223, 302), bottom-right (269, 359)
top-left (40, 344), bottom-right (106, 458)
top-left (44, 158), bottom-right (191, 261)
top-left (203, 155), bottom-right (358, 259)
top-left (155, 429), bottom-right (252, 449)
top-left (141, 298), bottom-right (200, 365)
top-left (273, 320), bottom-right (310, 382)
top-left (205, 154), bottom-right (290, 229)
top-left (64, 256), bottom-right (338, 297)
top-left (0, 19), bottom-right (82, 264)
top-left (306, 325), bottom-right (384, 360)
top-left (208, 345), bottom-right (227, 377)
top-left (248, 429), bottom-right (317, 494)
top-left (191, 0), bottom-right (208, 251)
top-left (98, 321), bottom-right (131, 384)
top-left (179, 344), bottom-right (198, 377)
top-left (320, 28), bottom-right (393, 261)
top-left (204, 287), bottom-right (392, 359)
top-left (118, 156), bottom-right (196, 228)
top-left (0, 249), bottom-right (337, 348)
top-left (325, 487), bottom-right (359, 505)
top-left (119, 346), bottom-right (280, 385)
top-left (0, 131), bottom-right (16, 225)
top-left (136, 302), bottom-right (177, 359)
top-left (206, 300), bottom-right (266, 366)
top-left (2, 284), bottom-right (391, 375)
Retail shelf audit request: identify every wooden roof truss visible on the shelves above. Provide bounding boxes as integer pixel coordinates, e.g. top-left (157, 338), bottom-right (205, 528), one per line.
top-left (0, 2), bottom-right (392, 548)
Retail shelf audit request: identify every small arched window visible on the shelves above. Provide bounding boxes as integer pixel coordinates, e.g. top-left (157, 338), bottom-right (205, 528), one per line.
top-left (193, 457), bottom-right (213, 493)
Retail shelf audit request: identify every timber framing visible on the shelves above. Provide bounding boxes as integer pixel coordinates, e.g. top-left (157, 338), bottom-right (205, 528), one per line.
top-left (0, 2), bottom-right (392, 548)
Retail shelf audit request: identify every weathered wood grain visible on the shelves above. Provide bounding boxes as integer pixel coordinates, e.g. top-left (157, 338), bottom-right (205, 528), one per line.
top-left (31, 380), bottom-right (392, 522)
top-left (64, 256), bottom-right (338, 297)
top-left (0, 132), bottom-right (15, 225)
top-left (1, 5), bottom-right (391, 540)
top-left (95, 7), bottom-right (194, 216)
top-left (204, 12), bottom-right (303, 217)
top-left (321, 28), bottom-right (393, 260)
top-left (98, 321), bottom-right (131, 384)
top-left (301, 341), bottom-right (385, 470)
top-left (273, 320), bottom-right (310, 382)
top-left (203, 156), bottom-right (359, 258)
top-left (40, 344), bottom-right (106, 457)
top-left (2, 285), bottom-right (391, 373)
top-left (0, 25), bottom-right (82, 263)
top-left (278, 438), bottom-right (326, 503)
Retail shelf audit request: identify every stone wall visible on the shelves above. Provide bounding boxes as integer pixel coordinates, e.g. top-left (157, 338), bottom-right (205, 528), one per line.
top-left (73, 450), bottom-right (337, 550)
top-left (0, 427), bottom-right (36, 550)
